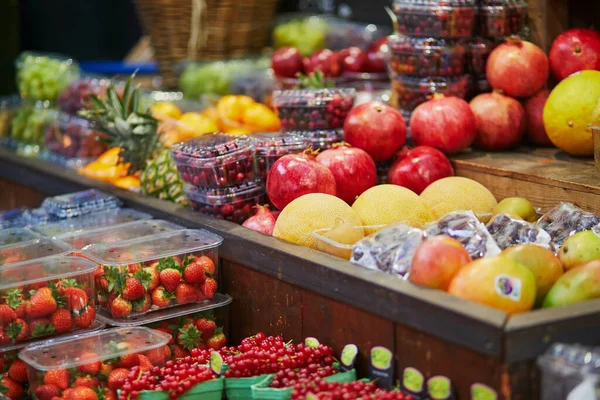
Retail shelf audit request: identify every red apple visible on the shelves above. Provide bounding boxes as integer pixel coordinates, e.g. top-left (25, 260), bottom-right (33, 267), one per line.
top-left (316, 144), bottom-right (377, 204)
top-left (344, 101), bottom-right (407, 161)
top-left (524, 89), bottom-right (553, 146)
top-left (409, 235), bottom-right (472, 290)
top-left (365, 38), bottom-right (388, 73)
top-left (387, 146), bottom-right (454, 195)
top-left (340, 47), bottom-right (367, 73)
top-left (306, 49), bottom-right (342, 77)
top-left (410, 94), bottom-right (477, 155)
top-left (370, 37), bottom-right (389, 53)
top-left (549, 28), bottom-right (600, 81)
top-left (486, 37), bottom-right (549, 98)
top-left (271, 47), bottom-right (304, 78)
top-left (470, 92), bottom-right (527, 150)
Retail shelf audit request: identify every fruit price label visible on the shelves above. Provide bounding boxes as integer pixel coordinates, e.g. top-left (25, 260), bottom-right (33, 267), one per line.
top-left (494, 275), bottom-right (522, 302)
top-left (210, 351), bottom-right (224, 377)
top-left (471, 383), bottom-right (498, 400)
top-left (402, 367), bottom-right (426, 398)
top-left (305, 337), bottom-right (320, 349)
top-left (340, 344), bottom-right (358, 371)
top-left (370, 346), bottom-right (394, 389)
top-left (428, 375), bottom-right (456, 400)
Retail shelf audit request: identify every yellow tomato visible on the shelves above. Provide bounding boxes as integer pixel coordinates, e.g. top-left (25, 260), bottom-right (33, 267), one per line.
top-left (242, 103), bottom-right (281, 132)
top-left (178, 113), bottom-right (218, 137)
top-left (217, 95), bottom-right (256, 124)
top-left (150, 101), bottom-right (182, 121)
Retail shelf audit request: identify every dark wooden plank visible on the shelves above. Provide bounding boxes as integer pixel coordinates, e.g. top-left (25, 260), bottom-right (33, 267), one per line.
top-left (0, 179), bottom-right (45, 209)
top-left (508, 361), bottom-right (540, 400)
top-left (302, 290), bottom-right (395, 378)
top-left (528, 0), bottom-right (569, 51)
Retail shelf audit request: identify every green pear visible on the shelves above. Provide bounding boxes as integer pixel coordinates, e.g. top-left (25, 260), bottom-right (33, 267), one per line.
top-left (492, 197), bottom-right (537, 222)
top-left (543, 260), bottom-right (600, 308)
top-left (558, 230), bottom-right (600, 270)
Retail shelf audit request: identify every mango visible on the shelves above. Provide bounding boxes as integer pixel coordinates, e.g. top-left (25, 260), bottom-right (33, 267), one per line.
top-left (558, 231), bottom-right (600, 270)
top-left (543, 260), bottom-right (600, 308)
top-left (492, 197), bottom-right (537, 222)
top-left (448, 255), bottom-right (536, 314)
top-left (502, 244), bottom-right (563, 306)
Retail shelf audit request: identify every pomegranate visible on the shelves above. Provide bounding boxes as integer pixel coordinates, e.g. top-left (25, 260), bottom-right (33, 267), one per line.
top-left (305, 49), bottom-right (342, 78)
top-left (316, 144), bottom-right (377, 204)
top-left (242, 205), bottom-right (277, 235)
top-left (344, 101), bottom-right (407, 161)
top-left (524, 90), bottom-right (553, 146)
top-left (486, 37), bottom-right (549, 98)
top-left (388, 146), bottom-right (454, 195)
top-left (470, 91), bottom-right (527, 150)
top-left (340, 47), bottom-right (367, 73)
top-left (366, 38), bottom-right (388, 73)
top-left (410, 94), bottom-right (477, 155)
top-left (271, 47), bottom-right (304, 78)
top-left (266, 149), bottom-right (336, 210)
top-left (549, 28), bottom-right (600, 81)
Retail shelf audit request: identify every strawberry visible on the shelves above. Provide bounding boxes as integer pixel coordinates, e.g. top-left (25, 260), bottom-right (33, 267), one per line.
top-left (3, 289), bottom-right (27, 319)
top-left (78, 352), bottom-right (101, 375)
top-left (0, 305), bottom-right (17, 326)
top-left (173, 256), bottom-right (183, 266)
top-left (60, 286), bottom-right (88, 313)
top-left (194, 287), bottom-right (207, 302)
top-left (170, 344), bottom-right (188, 359)
top-left (128, 263), bottom-right (143, 274)
top-left (143, 266), bottom-right (159, 291)
top-left (62, 388), bottom-right (76, 400)
top-left (138, 354), bottom-right (153, 372)
top-left (121, 278), bottom-right (145, 301)
top-left (95, 267), bottom-right (109, 292)
top-left (159, 268), bottom-right (181, 292)
top-left (175, 283), bottom-right (196, 305)
top-left (27, 287), bottom-right (59, 318)
top-left (100, 389), bottom-right (117, 400)
top-left (73, 305), bottom-right (95, 329)
top-left (44, 368), bottom-right (69, 389)
top-left (201, 277), bottom-right (217, 299)
top-left (35, 384), bottom-right (60, 400)
top-left (50, 309), bottom-right (72, 333)
top-left (183, 261), bottom-right (206, 284)
top-left (195, 318), bottom-right (216, 341)
top-left (0, 327), bottom-right (10, 345)
top-left (6, 319), bottom-right (30, 342)
top-left (176, 324), bottom-right (202, 351)
top-left (151, 287), bottom-right (174, 308)
top-left (163, 345), bottom-right (172, 361)
top-left (110, 297), bottom-right (132, 318)
top-left (68, 387), bottom-right (97, 400)
top-left (197, 256), bottom-right (216, 275)
top-left (132, 294), bottom-right (151, 313)
top-left (74, 376), bottom-right (99, 388)
top-left (206, 327), bottom-right (226, 350)
top-left (152, 327), bottom-right (174, 345)
top-left (107, 368), bottom-right (129, 391)
top-left (29, 319), bottom-right (55, 338)
top-left (0, 376), bottom-right (24, 400)
top-left (116, 352), bottom-right (139, 369)
top-left (99, 362), bottom-right (113, 377)
top-left (7, 359), bottom-right (28, 383)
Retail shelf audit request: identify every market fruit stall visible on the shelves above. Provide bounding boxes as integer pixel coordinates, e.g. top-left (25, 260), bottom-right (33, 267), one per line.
top-left (3, 147), bottom-right (600, 399)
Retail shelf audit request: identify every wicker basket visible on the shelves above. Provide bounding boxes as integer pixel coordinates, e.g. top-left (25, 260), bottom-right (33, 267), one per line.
top-left (134, 0), bottom-right (278, 86)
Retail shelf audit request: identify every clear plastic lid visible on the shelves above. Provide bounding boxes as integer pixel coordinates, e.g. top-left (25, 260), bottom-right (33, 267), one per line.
top-left (392, 0), bottom-right (477, 8)
top-left (31, 209), bottom-right (153, 237)
top-left (538, 343), bottom-right (600, 375)
top-left (0, 256), bottom-right (97, 291)
top-left (184, 180), bottom-right (265, 205)
top-left (82, 229), bottom-right (223, 266)
top-left (284, 129), bottom-right (343, 144)
top-left (391, 74), bottom-right (472, 91)
top-left (97, 293), bottom-right (232, 327)
top-left (253, 133), bottom-right (309, 154)
top-left (272, 88), bottom-right (356, 108)
top-left (42, 189), bottom-right (122, 219)
top-left (388, 35), bottom-right (466, 54)
top-left (170, 133), bottom-right (254, 161)
top-left (19, 327), bottom-right (171, 371)
top-left (0, 228), bottom-right (40, 249)
top-left (57, 219), bottom-right (185, 252)
top-left (0, 238), bottom-right (72, 268)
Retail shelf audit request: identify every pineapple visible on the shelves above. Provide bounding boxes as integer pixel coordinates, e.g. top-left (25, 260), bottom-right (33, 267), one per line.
top-left (80, 74), bottom-right (188, 206)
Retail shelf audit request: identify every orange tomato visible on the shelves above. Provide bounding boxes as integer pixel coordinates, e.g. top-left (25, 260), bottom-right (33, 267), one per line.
top-left (242, 103), bottom-right (281, 132)
top-left (217, 95), bottom-right (256, 124)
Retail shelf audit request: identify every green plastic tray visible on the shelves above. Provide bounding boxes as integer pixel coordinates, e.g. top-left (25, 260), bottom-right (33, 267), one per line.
top-left (138, 376), bottom-right (224, 400)
top-left (250, 369), bottom-right (357, 400)
top-left (226, 374), bottom-right (273, 400)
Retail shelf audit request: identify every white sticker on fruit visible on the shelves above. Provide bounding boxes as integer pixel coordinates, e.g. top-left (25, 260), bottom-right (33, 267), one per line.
top-left (494, 275), bottom-right (522, 302)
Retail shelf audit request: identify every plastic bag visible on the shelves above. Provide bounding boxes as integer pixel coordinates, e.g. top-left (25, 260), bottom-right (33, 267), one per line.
top-left (425, 211), bottom-right (501, 259)
top-left (351, 224), bottom-right (425, 277)
top-left (486, 213), bottom-right (552, 250)
top-left (536, 203), bottom-right (600, 251)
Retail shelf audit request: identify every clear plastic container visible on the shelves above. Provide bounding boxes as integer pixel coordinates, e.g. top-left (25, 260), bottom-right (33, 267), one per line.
top-left (390, 74), bottom-right (472, 111)
top-left (538, 343), bottom-right (600, 400)
top-left (468, 38), bottom-right (495, 74)
top-left (325, 18), bottom-right (392, 51)
top-left (0, 256), bottom-right (98, 346)
top-left (0, 95), bottom-right (21, 139)
top-left (273, 88), bottom-right (355, 131)
top-left (0, 237), bottom-right (72, 268)
top-left (392, 0), bottom-right (477, 38)
top-left (42, 189), bottom-right (121, 219)
top-left (57, 75), bottom-right (112, 115)
top-left (15, 52), bottom-right (79, 102)
top-left (57, 219), bottom-right (184, 253)
top-left (479, 0), bottom-right (528, 38)
top-left (0, 208), bottom-right (29, 229)
top-left (0, 228), bottom-right (40, 249)
top-left (19, 327), bottom-right (171, 399)
top-left (43, 112), bottom-right (108, 162)
top-left (186, 180), bottom-right (266, 224)
top-left (254, 133), bottom-right (309, 180)
top-left (10, 101), bottom-right (59, 147)
top-left (283, 129), bottom-right (344, 150)
top-left (83, 229), bottom-right (223, 320)
top-left (388, 35), bottom-right (467, 77)
top-left (273, 76), bottom-right (347, 91)
top-left (171, 133), bottom-right (257, 188)
top-left (30, 208), bottom-right (152, 237)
